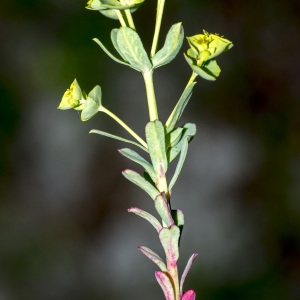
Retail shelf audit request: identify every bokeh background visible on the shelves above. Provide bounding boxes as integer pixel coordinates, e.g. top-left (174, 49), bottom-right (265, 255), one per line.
top-left (1, 0), bottom-right (300, 299)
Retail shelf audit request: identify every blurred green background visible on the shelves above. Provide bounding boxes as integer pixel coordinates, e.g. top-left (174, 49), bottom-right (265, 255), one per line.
top-left (0, 0), bottom-right (300, 299)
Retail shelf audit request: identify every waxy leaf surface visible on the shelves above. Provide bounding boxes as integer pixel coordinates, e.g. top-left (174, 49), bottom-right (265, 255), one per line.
top-left (159, 225), bottom-right (180, 266)
top-left (122, 169), bottom-right (159, 200)
top-left (152, 23), bottom-right (184, 68)
top-left (117, 27), bottom-right (152, 72)
top-left (138, 246), bottom-right (167, 272)
top-left (128, 207), bottom-right (162, 232)
top-left (155, 271), bottom-right (175, 300)
top-left (154, 193), bottom-right (174, 227)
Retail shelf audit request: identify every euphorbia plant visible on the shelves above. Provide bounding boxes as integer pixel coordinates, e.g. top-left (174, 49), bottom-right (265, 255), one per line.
top-left (58, 1), bottom-right (233, 299)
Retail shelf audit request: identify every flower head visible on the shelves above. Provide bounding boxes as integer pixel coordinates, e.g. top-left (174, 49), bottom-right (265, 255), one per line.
top-left (86, 0), bottom-right (145, 19)
top-left (184, 30), bottom-right (233, 80)
top-left (58, 79), bottom-right (85, 110)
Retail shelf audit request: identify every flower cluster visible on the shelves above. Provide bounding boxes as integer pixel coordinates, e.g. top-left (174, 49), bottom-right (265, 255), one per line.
top-left (185, 30), bottom-right (233, 80)
top-left (58, 79), bottom-right (102, 121)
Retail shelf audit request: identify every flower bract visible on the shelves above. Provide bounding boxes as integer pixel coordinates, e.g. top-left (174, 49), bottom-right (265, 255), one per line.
top-left (86, 0), bottom-right (145, 19)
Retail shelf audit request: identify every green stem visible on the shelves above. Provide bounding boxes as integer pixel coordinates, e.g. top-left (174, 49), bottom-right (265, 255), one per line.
top-left (99, 106), bottom-right (148, 149)
top-left (187, 71), bottom-right (198, 86)
top-left (143, 70), bottom-right (159, 121)
top-left (150, 0), bottom-right (166, 58)
top-left (124, 9), bottom-right (136, 30)
top-left (115, 9), bottom-right (127, 27)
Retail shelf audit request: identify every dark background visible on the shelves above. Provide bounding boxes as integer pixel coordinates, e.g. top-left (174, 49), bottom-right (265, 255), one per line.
top-left (0, 0), bottom-right (300, 299)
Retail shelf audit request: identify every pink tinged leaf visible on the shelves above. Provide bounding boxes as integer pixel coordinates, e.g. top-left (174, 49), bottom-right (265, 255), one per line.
top-left (180, 253), bottom-right (198, 295)
top-left (127, 207), bottom-right (162, 232)
top-left (159, 225), bottom-right (180, 266)
top-left (181, 290), bottom-right (196, 300)
top-left (155, 271), bottom-right (175, 300)
top-left (154, 193), bottom-right (174, 227)
top-left (138, 246), bottom-right (167, 272)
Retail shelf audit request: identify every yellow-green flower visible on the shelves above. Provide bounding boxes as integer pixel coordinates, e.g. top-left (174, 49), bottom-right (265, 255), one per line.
top-left (58, 79), bottom-right (85, 110)
top-left (187, 31), bottom-right (233, 66)
top-left (184, 30), bottom-right (233, 81)
top-left (86, 0), bottom-right (144, 20)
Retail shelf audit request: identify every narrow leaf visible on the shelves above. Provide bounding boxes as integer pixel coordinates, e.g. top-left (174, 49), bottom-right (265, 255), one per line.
top-left (118, 148), bottom-right (156, 182)
top-left (154, 193), bottom-right (174, 227)
top-left (165, 127), bottom-right (183, 149)
top-left (155, 271), bottom-right (175, 300)
top-left (117, 27), bottom-right (152, 72)
top-left (169, 136), bottom-right (189, 191)
top-left (90, 129), bottom-right (148, 152)
top-left (152, 23), bottom-right (184, 68)
top-left (145, 120), bottom-right (168, 175)
top-left (165, 82), bottom-right (196, 133)
top-left (180, 254), bottom-right (198, 295)
top-left (171, 209), bottom-right (184, 229)
top-left (138, 246), bottom-right (167, 272)
top-left (167, 123), bottom-right (196, 162)
top-left (159, 225), bottom-right (181, 266)
top-left (122, 169), bottom-right (159, 200)
top-left (181, 290), bottom-right (196, 300)
top-left (128, 207), bottom-right (162, 232)
top-left (93, 38), bottom-right (130, 67)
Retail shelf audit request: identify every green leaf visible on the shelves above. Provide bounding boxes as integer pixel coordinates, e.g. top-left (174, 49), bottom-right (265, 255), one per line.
top-left (128, 207), bottom-right (162, 232)
top-left (169, 136), bottom-right (189, 191)
top-left (165, 82), bottom-right (196, 133)
top-left (184, 53), bottom-right (219, 81)
top-left (154, 193), bottom-right (174, 227)
top-left (117, 27), bottom-right (152, 72)
top-left (93, 37), bottom-right (130, 67)
top-left (202, 59), bottom-right (221, 78)
top-left (159, 225), bottom-right (180, 265)
top-left (171, 210), bottom-right (184, 229)
top-left (90, 129), bottom-right (148, 152)
top-left (81, 85), bottom-right (102, 121)
top-left (122, 169), bottom-right (159, 200)
top-left (145, 120), bottom-right (168, 175)
top-left (167, 123), bottom-right (196, 163)
top-left (118, 148), bottom-right (156, 182)
top-left (151, 23), bottom-right (184, 68)
top-left (165, 127), bottom-right (183, 150)
top-left (155, 271), bottom-right (175, 300)
top-left (111, 29), bottom-right (134, 65)
top-left (138, 246), bottom-right (167, 272)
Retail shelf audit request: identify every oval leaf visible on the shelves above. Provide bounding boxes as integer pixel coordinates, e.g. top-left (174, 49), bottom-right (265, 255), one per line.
top-left (152, 23), bottom-right (184, 68)
top-left (159, 225), bottom-right (180, 266)
top-left (81, 85), bottom-right (102, 121)
top-left (145, 120), bottom-right (168, 175)
top-left (117, 27), bottom-right (152, 72)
